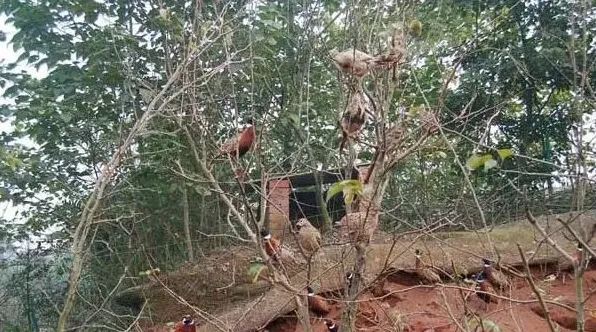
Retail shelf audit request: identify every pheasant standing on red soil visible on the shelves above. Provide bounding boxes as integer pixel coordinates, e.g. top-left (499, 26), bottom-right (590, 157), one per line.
top-left (475, 274), bottom-right (498, 309)
top-left (260, 229), bottom-right (281, 262)
top-left (305, 285), bottom-right (330, 316)
top-left (324, 319), bottom-right (339, 332)
top-left (482, 259), bottom-right (510, 291)
top-left (172, 315), bottom-right (197, 332)
top-left (414, 249), bottom-right (441, 284)
top-left (295, 218), bottom-right (322, 257)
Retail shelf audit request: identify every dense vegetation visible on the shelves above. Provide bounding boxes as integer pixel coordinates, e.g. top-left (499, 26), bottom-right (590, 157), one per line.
top-left (0, 0), bottom-right (594, 331)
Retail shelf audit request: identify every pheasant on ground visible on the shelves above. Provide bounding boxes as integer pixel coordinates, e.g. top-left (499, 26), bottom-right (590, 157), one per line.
top-left (305, 285), bottom-right (330, 316)
top-left (172, 315), bottom-right (198, 332)
top-left (474, 273), bottom-right (498, 310)
top-left (414, 249), bottom-right (441, 284)
top-left (482, 259), bottom-right (510, 291)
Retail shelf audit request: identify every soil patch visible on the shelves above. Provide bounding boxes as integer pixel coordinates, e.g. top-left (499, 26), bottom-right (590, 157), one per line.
top-left (265, 264), bottom-right (596, 332)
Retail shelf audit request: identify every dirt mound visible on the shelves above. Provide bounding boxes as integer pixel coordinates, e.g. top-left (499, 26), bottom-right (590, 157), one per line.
top-left (266, 264), bottom-right (596, 332)
top-left (124, 210), bottom-right (596, 331)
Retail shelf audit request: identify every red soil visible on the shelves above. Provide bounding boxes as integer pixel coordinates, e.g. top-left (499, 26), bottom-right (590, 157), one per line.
top-left (266, 266), bottom-right (596, 332)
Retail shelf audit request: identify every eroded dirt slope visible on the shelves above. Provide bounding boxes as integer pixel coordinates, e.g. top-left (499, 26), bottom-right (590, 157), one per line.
top-left (266, 264), bottom-right (596, 332)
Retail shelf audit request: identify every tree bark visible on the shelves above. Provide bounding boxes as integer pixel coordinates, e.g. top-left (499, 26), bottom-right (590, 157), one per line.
top-left (182, 186), bottom-right (194, 262)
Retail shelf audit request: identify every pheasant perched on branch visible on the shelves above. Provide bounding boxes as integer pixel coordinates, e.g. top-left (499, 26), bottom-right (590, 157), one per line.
top-left (339, 89), bottom-right (376, 153)
top-left (330, 48), bottom-right (405, 79)
top-left (414, 249), bottom-right (441, 284)
top-left (295, 218), bottom-right (322, 257)
top-left (215, 118), bottom-right (256, 179)
top-left (330, 48), bottom-right (375, 78)
top-left (215, 118), bottom-right (255, 159)
top-left (336, 210), bottom-right (378, 244)
top-left (172, 315), bottom-right (198, 332)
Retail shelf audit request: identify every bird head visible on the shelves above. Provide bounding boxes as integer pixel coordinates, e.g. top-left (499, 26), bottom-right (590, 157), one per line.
top-left (306, 285), bottom-right (315, 295)
top-left (324, 319), bottom-right (336, 331)
top-left (246, 118), bottom-right (254, 126)
top-left (482, 258), bottom-right (491, 266)
top-left (346, 272), bottom-right (354, 281)
top-left (182, 315), bottom-right (194, 325)
top-left (295, 218), bottom-right (311, 230)
top-left (260, 229), bottom-right (271, 240)
top-left (414, 249), bottom-right (421, 256)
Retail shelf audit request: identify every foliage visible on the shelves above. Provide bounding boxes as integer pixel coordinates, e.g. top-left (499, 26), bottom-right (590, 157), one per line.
top-left (326, 180), bottom-right (363, 206)
top-left (0, 0), bottom-right (593, 330)
top-left (247, 260), bottom-right (268, 284)
top-left (466, 148), bottom-right (514, 172)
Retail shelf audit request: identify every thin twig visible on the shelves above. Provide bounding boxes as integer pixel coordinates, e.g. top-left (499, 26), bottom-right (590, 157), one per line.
top-left (517, 244), bottom-right (558, 332)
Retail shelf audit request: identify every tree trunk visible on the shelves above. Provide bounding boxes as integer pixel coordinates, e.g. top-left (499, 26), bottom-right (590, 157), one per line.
top-left (182, 186), bottom-right (194, 262)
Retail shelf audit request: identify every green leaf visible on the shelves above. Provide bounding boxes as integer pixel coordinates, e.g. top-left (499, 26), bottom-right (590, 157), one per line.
top-left (326, 179), bottom-right (363, 202)
top-left (496, 148), bottom-right (514, 160)
top-left (344, 192), bottom-right (355, 205)
top-left (266, 37), bottom-right (277, 46)
top-left (466, 153), bottom-right (493, 171)
top-left (60, 113), bottom-right (72, 124)
top-left (193, 184), bottom-right (211, 196)
top-left (248, 261), bottom-right (267, 284)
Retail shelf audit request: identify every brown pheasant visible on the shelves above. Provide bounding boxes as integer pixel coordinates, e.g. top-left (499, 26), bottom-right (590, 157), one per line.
top-left (414, 249), bottom-right (441, 284)
top-left (474, 273), bottom-right (498, 310)
top-left (260, 229), bottom-right (281, 262)
top-left (336, 211), bottom-right (378, 244)
top-left (216, 119), bottom-right (255, 159)
top-left (330, 48), bottom-right (375, 78)
top-left (482, 259), bottom-right (510, 291)
top-left (305, 285), bottom-right (330, 316)
top-left (295, 218), bottom-right (322, 256)
top-left (172, 315), bottom-right (198, 332)
top-left (339, 90), bottom-right (375, 153)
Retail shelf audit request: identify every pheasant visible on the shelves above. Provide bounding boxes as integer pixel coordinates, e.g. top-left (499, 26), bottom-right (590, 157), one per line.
top-left (324, 319), bottom-right (339, 332)
top-left (305, 285), bottom-right (330, 316)
top-left (295, 218), bottom-right (322, 256)
top-left (172, 315), bottom-right (197, 332)
top-left (216, 119), bottom-right (256, 159)
top-left (336, 211), bottom-right (378, 244)
top-left (482, 259), bottom-right (510, 291)
top-left (260, 229), bottom-right (281, 262)
top-left (414, 249), bottom-right (441, 284)
top-left (338, 90), bottom-right (375, 153)
top-left (330, 48), bottom-right (375, 78)
top-left (475, 273), bottom-right (498, 309)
